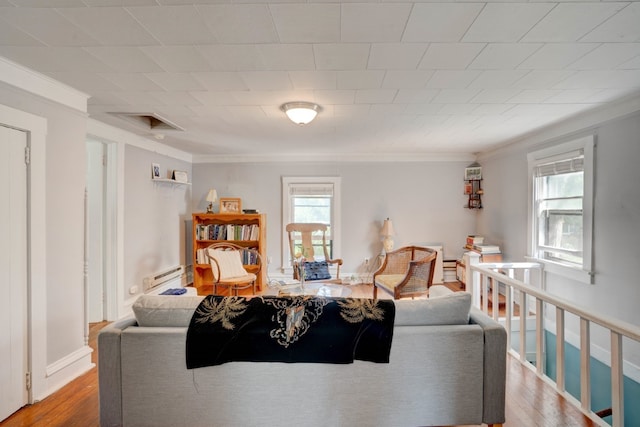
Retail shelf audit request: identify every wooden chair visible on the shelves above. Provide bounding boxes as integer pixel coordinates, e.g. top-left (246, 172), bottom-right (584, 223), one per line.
top-left (285, 223), bottom-right (343, 284)
top-left (205, 242), bottom-right (262, 295)
top-left (373, 246), bottom-right (437, 299)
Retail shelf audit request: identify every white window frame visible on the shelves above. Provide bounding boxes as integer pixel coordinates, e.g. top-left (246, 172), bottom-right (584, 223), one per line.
top-left (527, 135), bottom-right (595, 284)
top-left (281, 176), bottom-right (341, 274)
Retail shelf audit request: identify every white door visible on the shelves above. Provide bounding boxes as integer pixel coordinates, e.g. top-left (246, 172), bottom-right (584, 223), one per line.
top-left (86, 141), bottom-right (105, 322)
top-left (0, 125), bottom-right (28, 421)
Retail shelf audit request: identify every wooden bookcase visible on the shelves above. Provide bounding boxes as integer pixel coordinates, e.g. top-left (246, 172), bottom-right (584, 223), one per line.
top-left (192, 213), bottom-right (266, 295)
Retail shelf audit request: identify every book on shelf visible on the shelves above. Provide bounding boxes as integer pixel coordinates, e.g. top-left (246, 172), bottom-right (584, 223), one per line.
top-left (466, 235), bottom-right (484, 245)
top-left (195, 224), bottom-right (260, 242)
top-left (472, 244), bottom-right (501, 253)
top-left (196, 247), bottom-right (260, 265)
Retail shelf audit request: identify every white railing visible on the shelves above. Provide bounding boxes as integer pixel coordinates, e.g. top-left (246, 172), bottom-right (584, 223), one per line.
top-left (466, 252), bottom-right (640, 427)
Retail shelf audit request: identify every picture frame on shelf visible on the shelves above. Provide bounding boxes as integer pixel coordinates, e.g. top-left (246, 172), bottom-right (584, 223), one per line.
top-left (219, 198), bottom-right (241, 214)
top-left (172, 170), bottom-right (188, 183)
top-left (464, 166), bottom-right (482, 180)
top-left (464, 182), bottom-right (473, 195)
top-left (152, 163), bottom-right (161, 179)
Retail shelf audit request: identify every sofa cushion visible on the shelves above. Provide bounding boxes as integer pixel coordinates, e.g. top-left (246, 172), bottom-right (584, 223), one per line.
top-left (209, 249), bottom-right (248, 281)
top-left (395, 291), bottom-right (472, 326)
top-left (132, 295), bottom-right (204, 327)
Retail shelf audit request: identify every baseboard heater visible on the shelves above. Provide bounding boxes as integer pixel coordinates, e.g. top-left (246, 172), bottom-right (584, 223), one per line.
top-left (143, 265), bottom-right (185, 292)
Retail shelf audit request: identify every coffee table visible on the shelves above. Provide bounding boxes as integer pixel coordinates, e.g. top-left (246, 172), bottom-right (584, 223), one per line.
top-left (268, 281), bottom-right (352, 298)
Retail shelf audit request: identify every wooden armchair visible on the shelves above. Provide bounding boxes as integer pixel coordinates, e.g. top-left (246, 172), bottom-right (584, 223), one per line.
top-left (205, 242), bottom-right (262, 295)
top-left (373, 246), bottom-right (437, 299)
top-left (285, 223), bottom-right (342, 284)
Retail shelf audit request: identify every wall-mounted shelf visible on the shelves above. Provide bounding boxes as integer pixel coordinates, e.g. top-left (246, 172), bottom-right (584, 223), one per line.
top-left (152, 178), bottom-right (191, 186)
top-left (464, 179), bottom-right (483, 209)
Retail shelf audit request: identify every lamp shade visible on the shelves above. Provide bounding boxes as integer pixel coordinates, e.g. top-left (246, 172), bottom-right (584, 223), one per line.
top-left (381, 218), bottom-right (394, 237)
top-left (280, 102), bottom-right (321, 125)
top-left (206, 189), bottom-right (217, 203)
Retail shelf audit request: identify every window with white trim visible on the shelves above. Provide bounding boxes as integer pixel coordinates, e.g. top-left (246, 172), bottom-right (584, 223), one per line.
top-left (528, 135), bottom-right (594, 283)
top-left (281, 177), bottom-right (341, 272)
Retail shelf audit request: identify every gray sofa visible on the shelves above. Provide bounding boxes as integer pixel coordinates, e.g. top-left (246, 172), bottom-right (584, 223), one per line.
top-left (98, 287), bottom-right (506, 427)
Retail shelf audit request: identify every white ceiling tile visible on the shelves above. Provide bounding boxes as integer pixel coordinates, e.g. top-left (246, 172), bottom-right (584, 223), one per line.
top-left (471, 104), bottom-right (516, 115)
top-left (313, 44), bottom-right (370, 70)
top-left (337, 71), bottom-right (384, 90)
top-left (144, 72), bottom-right (205, 91)
top-left (619, 55), bottom-right (640, 70)
top-left (518, 43), bottom-right (599, 69)
top-left (405, 104), bottom-right (445, 116)
top-left (522, 3), bottom-right (627, 42)
top-left (85, 0), bottom-right (158, 5)
top-left (86, 92), bottom-right (129, 106)
top-left (568, 43), bottom-right (640, 70)
top-left (0, 20), bottom-right (43, 46)
top-left (382, 70), bottom-right (434, 89)
top-left (355, 89), bottom-right (397, 104)
top-left (418, 43), bottom-right (485, 70)
top-left (507, 89), bottom-right (559, 103)
top-left (471, 89), bottom-right (522, 103)
top-left (5, 0), bottom-right (85, 6)
top-left (46, 72), bottom-right (120, 92)
top-left (196, 4), bottom-right (278, 44)
top-left (543, 89), bottom-right (603, 103)
top-left (313, 90), bottom-right (356, 105)
top-left (367, 43), bottom-right (428, 69)
top-left (0, 7), bottom-right (99, 46)
top-left (463, 3), bottom-right (554, 42)
top-left (469, 43), bottom-right (542, 70)
top-left (369, 104), bottom-right (408, 116)
top-left (333, 104), bottom-right (371, 117)
top-left (289, 71), bottom-right (337, 90)
top-left (581, 3), bottom-right (640, 43)
top-left (150, 91), bottom-right (203, 107)
top-left (190, 72), bottom-right (248, 91)
top-left (57, 7), bottom-right (158, 46)
top-left (554, 70), bottom-right (640, 89)
top-left (99, 73), bottom-right (164, 91)
top-left (0, 46), bottom-right (112, 72)
top-left (143, 46), bottom-right (212, 72)
top-left (394, 89), bottom-right (439, 104)
top-left (239, 71), bottom-right (292, 90)
top-left (256, 44), bottom-right (316, 71)
top-left (126, 6), bottom-right (213, 45)
top-left (197, 45), bottom-right (263, 71)
top-left (84, 47), bottom-right (163, 73)
top-left (425, 70), bottom-right (482, 89)
top-left (341, 3), bottom-right (411, 42)
top-left (511, 70), bottom-right (576, 89)
top-left (113, 91), bottom-right (167, 106)
top-left (507, 103), bottom-right (597, 116)
top-left (432, 89), bottom-right (482, 104)
top-left (581, 88), bottom-right (639, 103)
top-left (403, 3), bottom-right (484, 42)
top-left (438, 104), bottom-right (479, 115)
top-left (270, 4), bottom-right (340, 43)
top-left (468, 70), bottom-right (529, 89)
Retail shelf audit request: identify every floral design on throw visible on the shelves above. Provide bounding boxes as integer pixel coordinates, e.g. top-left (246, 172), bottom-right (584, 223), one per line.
top-left (194, 296), bottom-right (248, 330)
top-left (337, 298), bottom-right (385, 323)
top-left (265, 296), bottom-right (330, 348)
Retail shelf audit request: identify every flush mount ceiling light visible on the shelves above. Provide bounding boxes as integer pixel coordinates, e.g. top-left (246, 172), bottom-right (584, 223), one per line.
top-left (280, 102), bottom-right (322, 125)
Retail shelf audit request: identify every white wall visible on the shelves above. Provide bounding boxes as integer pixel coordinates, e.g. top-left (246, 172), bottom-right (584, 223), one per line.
top-left (192, 160), bottom-right (477, 277)
top-left (123, 145), bottom-right (192, 304)
top-left (479, 106), bottom-right (640, 365)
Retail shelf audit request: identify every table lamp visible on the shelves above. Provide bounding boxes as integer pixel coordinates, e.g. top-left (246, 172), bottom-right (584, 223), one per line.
top-left (381, 218), bottom-right (395, 253)
top-left (206, 189), bottom-right (217, 213)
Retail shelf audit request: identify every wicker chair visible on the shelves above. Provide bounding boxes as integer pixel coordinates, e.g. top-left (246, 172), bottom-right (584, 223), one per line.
top-left (205, 242), bottom-right (262, 295)
top-left (373, 246), bottom-right (437, 300)
top-left (285, 223), bottom-right (343, 284)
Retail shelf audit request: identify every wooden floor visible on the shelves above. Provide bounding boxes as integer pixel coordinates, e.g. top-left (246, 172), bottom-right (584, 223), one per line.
top-left (1, 283), bottom-right (598, 427)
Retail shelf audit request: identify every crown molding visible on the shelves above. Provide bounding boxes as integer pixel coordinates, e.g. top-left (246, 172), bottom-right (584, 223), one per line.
top-left (0, 56), bottom-right (88, 113)
top-left (192, 151), bottom-right (475, 164)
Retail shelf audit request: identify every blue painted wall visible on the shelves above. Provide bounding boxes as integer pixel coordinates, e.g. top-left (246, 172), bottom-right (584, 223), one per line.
top-left (544, 330), bottom-right (640, 426)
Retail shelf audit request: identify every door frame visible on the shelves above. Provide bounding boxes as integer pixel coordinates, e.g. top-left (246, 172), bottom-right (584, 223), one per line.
top-left (0, 103), bottom-right (47, 402)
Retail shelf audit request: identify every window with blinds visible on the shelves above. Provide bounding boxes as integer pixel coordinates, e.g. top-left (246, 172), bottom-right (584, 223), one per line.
top-left (528, 136), bottom-right (594, 280)
top-left (281, 177), bottom-right (341, 270)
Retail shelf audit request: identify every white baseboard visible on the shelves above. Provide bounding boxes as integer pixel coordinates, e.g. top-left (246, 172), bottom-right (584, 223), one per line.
top-left (39, 345), bottom-right (94, 401)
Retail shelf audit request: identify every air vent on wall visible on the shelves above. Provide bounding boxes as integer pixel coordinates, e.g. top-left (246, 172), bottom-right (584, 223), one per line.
top-left (108, 112), bottom-right (184, 132)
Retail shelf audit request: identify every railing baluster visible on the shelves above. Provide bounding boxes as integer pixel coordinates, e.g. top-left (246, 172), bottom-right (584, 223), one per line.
top-left (491, 276), bottom-right (499, 320)
top-left (556, 307), bottom-right (565, 392)
top-left (482, 274), bottom-right (489, 313)
top-left (580, 318), bottom-right (591, 412)
top-left (520, 289), bottom-right (527, 363)
top-left (505, 284), bottom-right (512, 353)
top-left (536, 298), bottom-right (544, 375)
top-left (611, 331), bottom-right (624, 427)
